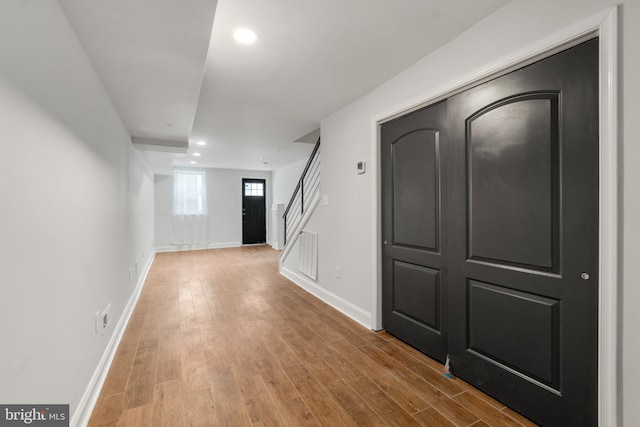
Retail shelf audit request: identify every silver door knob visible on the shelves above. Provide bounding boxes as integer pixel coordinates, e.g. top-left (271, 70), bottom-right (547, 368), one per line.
top-left (581, 272), bottom-right (590, 280)
top-left (383, 241), bottom-right (387, 245)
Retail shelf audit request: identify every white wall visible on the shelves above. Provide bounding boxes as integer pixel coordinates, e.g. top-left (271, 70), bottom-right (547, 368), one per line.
top-left (620, 1), bottom-right (640, 425)
top-left (272, 157), bottom-right (308, 205)
top-left (155, 168), bottom-right (272, 250)
top-left (299, 0), bottom-right (639, 424)
top-left (154, 174), bottom-right (174, 248)
top-left (0, 0), bottom-right (155, 421)
top-left (131, 150), bottom-right (156, 280)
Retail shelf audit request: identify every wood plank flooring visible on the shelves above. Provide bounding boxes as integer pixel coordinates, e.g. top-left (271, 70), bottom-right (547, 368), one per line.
top-left (89, 246), bottom-right (538, 427)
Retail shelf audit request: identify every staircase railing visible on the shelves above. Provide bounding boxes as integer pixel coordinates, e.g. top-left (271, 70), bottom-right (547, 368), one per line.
top-left (283, 137), bottom-right (321, 245)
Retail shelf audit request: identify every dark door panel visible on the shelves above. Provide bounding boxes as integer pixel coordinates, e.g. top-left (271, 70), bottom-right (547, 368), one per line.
top-left (392, 130), bottom-right (440, 251)
top-left (392, 261), bottom-right (441, 330)
top-left (381, 100), bottom-right (449, 363)
top-left (467, 280), bottom-right (561, 389)
top-left (466, 93), bottom-right (560, 271)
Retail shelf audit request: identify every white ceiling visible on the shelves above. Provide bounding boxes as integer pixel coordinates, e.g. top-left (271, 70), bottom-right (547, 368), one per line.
top-left (59, 0), bottom-right (510, 174)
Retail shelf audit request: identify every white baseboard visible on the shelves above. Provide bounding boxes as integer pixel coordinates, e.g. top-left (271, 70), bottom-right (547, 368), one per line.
top-left (281, 266), bottom-right (372, 329)
top-left (209, 241), bottom-right (242, 249)
top-left (155, 241), bottom-right (241, 253)
top-left (70, 251), bottom-right (156, 427)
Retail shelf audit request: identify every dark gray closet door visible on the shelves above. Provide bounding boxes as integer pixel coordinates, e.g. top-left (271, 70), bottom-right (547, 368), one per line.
top-left (381, 100), bottom-right (449, 362)
top-left (447, 39), bottom-right (599, 427)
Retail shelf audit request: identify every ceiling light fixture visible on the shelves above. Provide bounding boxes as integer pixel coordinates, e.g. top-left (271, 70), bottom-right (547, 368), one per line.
top-left (193, 153), bottom-right (201, 157)
top-left (190, 161), bottom-right (197, 165)
top-left (234, 28), bottom-right (257, 44)
top-left (196, 141), bottom-right (207, 146)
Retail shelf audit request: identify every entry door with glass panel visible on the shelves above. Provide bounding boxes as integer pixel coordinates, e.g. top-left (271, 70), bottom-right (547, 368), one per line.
top-left (242, 179), bottom-right (266, 244)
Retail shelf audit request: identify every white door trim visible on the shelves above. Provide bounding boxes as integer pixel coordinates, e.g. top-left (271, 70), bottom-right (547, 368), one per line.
top-left (370, 7), bottom-right (618, 427)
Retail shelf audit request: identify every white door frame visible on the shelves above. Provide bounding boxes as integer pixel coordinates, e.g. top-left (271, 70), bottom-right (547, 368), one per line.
top-left (370, 7), bottom-right (618, 427)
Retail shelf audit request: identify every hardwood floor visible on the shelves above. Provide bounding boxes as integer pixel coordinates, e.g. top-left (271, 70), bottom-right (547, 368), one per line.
top-left (89, 246), bottom-right (538, 427)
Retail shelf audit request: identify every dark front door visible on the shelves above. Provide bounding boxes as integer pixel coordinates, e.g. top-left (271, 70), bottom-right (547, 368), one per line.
top-left (242, 179), bottom-right (266, 244)
top-left (381, 100), bottom-right (449, 363)
top-left (447, 39), bottom-right (599, 427)
top-left (381, 39), bottom-right (599, 426)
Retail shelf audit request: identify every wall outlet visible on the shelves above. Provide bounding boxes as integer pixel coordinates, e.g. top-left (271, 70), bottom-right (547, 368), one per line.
top-left (336, 266), bottom-right (341, 279)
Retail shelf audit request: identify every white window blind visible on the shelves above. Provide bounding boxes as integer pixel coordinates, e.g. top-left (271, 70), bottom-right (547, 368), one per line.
top-left (173, 170), bottom-right (207, 215)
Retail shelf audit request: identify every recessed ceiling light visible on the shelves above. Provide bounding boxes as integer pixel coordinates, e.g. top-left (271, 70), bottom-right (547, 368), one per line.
top-left (234, 28), bottom-right (257, 44)
top-left (196, 141), bottom-right (207, 146)
top-left (193, 153), bottom-right (201, 157)
top-left (190, 161), bottom-right (197, 165)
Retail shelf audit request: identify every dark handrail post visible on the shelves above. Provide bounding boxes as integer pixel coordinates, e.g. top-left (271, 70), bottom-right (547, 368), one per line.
top-left (301, 178), bottom-right (305, 214)
top-left (284, 216), bottom-right (287, 245)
